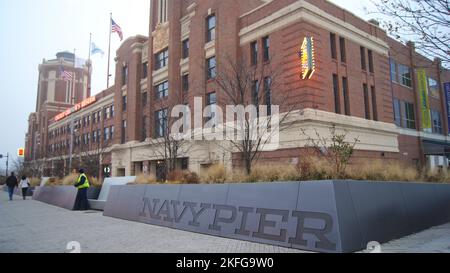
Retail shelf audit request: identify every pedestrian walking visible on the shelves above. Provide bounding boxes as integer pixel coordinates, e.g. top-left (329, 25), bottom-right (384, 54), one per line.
top-left (73, 169), bottom-right (90, 211)
top-left (5, 172), bottom-right (18, 201)
top-left (19, 175), bottom-right (31, 200)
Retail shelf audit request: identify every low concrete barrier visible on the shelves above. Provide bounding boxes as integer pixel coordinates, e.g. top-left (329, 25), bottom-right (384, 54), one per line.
top-left (88, 176), bottom-right (136, 211)
top-left (33, 186), bottom-right (101, 210)
top-left (103, 180), bottom-right (450, 253)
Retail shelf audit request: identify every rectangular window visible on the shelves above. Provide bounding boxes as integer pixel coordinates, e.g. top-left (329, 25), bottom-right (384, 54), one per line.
top-left (154, 81), bottom-right (169, 99)
top-left (342, 77), bottom-right (350, 115)
top-left (431, 110), bottom-right (442, 134)
top-left (398, 64), bottom-right (412, 87)
top-left (206, 92), bottom-right (217, 124)
top-left (111, 105), bottom-right (115, 118)
top-left (428, 77), bottom-right (439, 98)
top-left (122, 95), bottom-right (127, 111)
top-left (142, 62), bottom-right (148, 79)
top-left (330, 33), bottom-right (337, 60)
top-left (154, 48), bottom-right (169, 70)
top-left (262, 36), bottom-right (270, 62)
top-left (110, 126), bottom-right (114, 140)
top-left (368, 50), bottom-right (374, 73)
top-left (264, 77), bottom-right (272, 116)
top-left (206, 15), bottom-right (216, 43)
top-left (363, 84), bottom-right (370, 119)
top-left (142, 116), bottom-right (148, 141)
top-left (182, 39), bottom-right (189, 59)
top-left (360, 47), bottom-right (366, 70)
top-left (252, 80), bottom-right (260, 116)
top-left (182, 74), bottom-right (189, 92)
top-left (339, 37), bottom-right (346, 63)
top-left (250, 41), bottom-right (258, 66)
top-left (332, 74), bottom-right (340, 114)
top-left (104, 127), bottom-right (110, 141)
top-left (206, 56), bottom-right (216, 80)
top-left (122, 65), bottom-right (128, 86)
top-left (371, 86), bottom-right (378, 121)
top-left (97, 129), bottom-right (101, 143)
top-left (390, 59), bottom-right (397, 82)
top-left (155, 109), bottom-right (168, 138)
top-left (121, 120), bottom-right (127, 144)
top-left (402, 101), bottom-right (416, 129)
top-left (142, 91), bottom-right (148, 106)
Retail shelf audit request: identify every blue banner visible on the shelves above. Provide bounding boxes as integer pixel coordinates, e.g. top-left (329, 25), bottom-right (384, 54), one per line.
top-left (445, 82), bottom-right (450, 135)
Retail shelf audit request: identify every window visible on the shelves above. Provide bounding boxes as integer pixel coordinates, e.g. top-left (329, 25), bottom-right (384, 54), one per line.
top-left (330, 33), bottom-right (337, 60)
top-left (206, 92), bottom-right (217, 124)
top-left (182, 39), bottom-right (189, 59)
top-left (264, 77), bottom-right (272, 116)
top-left (371, 86), bottom-right (378, 121)
top-left (206, 14), bottom-right (216, 43)
top-left (122, 95), bottom-right (127, 111)
top-left (360, 47), bottom-right (366, 70)
top-left (342, 77), bottom-right (350, 115)
top-left (431, 110), bottom-right (442, 134)
top-left (206, 56), bottom-right (216, 80)
top-left (428, 77), bottom-right (439, 98)
top-left (368, 50), bottom-right (374, 73)
top-left (122, 65), bottom-right (128, 86)
top-left (155, 109), bottom-right (168, 138)
top-left (250, 41), bottom-right (258, 66)
top-left (105, 107), bottom-right (110, 119)
top-left (158, 0), bottom-right (168, 23)
top-left (390, 59), bottom-right (397, 82)
top-left (363, 84), bottom-right (370, 120)
top-left (398, 64), bottom-right (412, 87)
top-left (252, 80), bottom-right (260, 116)
top-left (92, 131), bottom-right (97, 143)
top-left (262, 36), bottom-right (270, 62)
top-left (154, 48), bottom-right (169, 70)
top-left (332, 74), bottom-right (340, 114)
top-left (339, 37), bottom-right (346, 63)
top-left (182, 74), bottom-right (189, 92)
top-left (110, 126), bottom-right (114, 140)
top-left (121, 120), bottom-right (127, 144)
top-left (142, 62), bottom-right (148, 79)
top-left (155, 81), bottom-right (169, 99)
top-left (142, 91), bottom-right (148, 106)
top-left (104, 127), bottom-right (110, 141)
top-left (142, 116), bottom-right (148, 141)
top-left (403, 101), bottom-right (416, 129)
top-left (111, 105), bottom-right (115, 118)
top-left (97, 129), bottom-right (101, 143)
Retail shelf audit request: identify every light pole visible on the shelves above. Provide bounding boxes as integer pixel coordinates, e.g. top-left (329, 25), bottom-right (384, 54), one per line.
top-left (0, 153), bottom-right (9, 177)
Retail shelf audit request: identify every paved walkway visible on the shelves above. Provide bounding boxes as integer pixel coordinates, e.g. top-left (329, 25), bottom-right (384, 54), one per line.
top-left (1, 190), bottom-right (449, 253)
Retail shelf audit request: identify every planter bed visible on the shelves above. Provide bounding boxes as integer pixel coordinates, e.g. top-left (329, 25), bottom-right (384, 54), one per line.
top-left (33, 186), bottom-right (101, 210)
top-left (102, 180), bottom-right (450, 253)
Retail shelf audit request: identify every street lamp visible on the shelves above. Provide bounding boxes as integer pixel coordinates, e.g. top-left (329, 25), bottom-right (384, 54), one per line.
top-left (0, 153), bottom-right (9, 177)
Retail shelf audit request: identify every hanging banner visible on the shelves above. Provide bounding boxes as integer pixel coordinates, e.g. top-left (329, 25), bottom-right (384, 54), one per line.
top-left (444, 82), bottom-right (450, 135)
top-left (417, 69), bottom-right (431, 130)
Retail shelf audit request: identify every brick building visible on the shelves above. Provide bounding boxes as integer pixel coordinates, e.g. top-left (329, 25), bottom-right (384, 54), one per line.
top-left (25, 0), bottom-right (450, 180)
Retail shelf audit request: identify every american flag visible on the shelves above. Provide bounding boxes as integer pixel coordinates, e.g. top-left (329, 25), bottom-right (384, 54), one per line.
top-left (111, 18), bottom-right (123, 41)
top-left (60, 66), bottom-right (73, 81)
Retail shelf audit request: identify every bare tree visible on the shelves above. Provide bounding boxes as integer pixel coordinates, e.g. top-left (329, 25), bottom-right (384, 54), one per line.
top-left (372, 0), bottom-right (450, 66)
top-left (147, 86), bottom-right (192, 180)
top-left (214, 54), bottom-right (296, 175)
top-left (301, 125), bottom-right (360, 179)
top-left (79, 136), bottom-right (110, 178)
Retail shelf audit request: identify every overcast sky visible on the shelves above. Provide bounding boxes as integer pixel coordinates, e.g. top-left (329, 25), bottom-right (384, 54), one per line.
top-left (0, 0), bottom-right (374, 167)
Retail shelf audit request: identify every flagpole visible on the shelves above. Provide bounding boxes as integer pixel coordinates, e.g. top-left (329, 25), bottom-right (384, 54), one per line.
top-left (107, 13), bottom-right (112, 88)
top-left (88, 33), bottom-right (92, 95)
top-left (72, 48), bottom-right (76, 105)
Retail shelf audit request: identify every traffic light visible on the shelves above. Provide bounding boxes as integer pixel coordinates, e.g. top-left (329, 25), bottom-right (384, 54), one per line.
top-left (17, 148), bottom-right (25, 157)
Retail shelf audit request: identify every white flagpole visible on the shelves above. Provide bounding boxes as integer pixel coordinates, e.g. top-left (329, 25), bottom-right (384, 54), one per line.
top-left (107, 13), bottom-right (112, 88)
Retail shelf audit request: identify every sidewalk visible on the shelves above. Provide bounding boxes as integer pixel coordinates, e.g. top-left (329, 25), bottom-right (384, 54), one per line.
top-left (1, 190), bottom-right (449, 253)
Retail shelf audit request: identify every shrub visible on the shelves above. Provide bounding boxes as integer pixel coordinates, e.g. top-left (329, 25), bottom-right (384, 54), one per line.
top-left (200, 164), bottom-right (228, 184)
top-left (421, 168), bottom-right (450, 183)
top-left (168, 170), bottom-right (184, 183)
top-left (29, 177), bottom-right (41, 187)
top-left (62, 174), bottom-right (79, 186)
top-left (46, 177), bottom-right (62, 186)
top-left (132, 174), bottom-right (158, 185)
top-left (298, 157), bottom-right (334, 180)
top-left (182, 171), bottom-right (200, 184)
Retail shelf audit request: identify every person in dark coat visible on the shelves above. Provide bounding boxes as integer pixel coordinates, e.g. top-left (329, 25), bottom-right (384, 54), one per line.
top-left (73, 169), bottom-right (90, 211)
top-left (5, 172), bottom-right (18, 201)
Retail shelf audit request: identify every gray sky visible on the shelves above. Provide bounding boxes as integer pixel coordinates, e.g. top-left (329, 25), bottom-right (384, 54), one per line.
top-left (0, 0), bottom-right (374, 167)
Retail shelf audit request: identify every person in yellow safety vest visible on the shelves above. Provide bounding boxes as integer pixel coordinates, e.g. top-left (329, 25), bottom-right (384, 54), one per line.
top-left (73, 168), bottom-right (90, 211)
